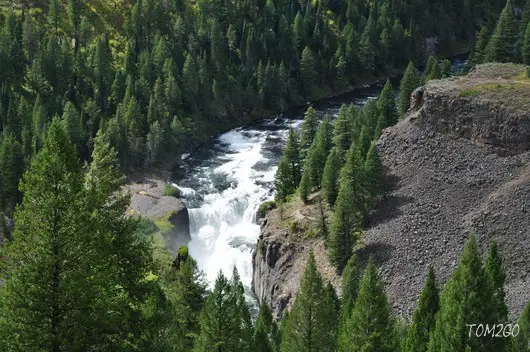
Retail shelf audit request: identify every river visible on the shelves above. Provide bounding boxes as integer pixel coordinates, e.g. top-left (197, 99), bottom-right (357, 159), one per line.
top-left (174, 58), bottom-right (467, 311)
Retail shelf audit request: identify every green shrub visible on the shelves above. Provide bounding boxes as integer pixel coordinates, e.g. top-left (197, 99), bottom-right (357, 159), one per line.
top-left (177, 245), bottom-right (189, 260)
top-left (459, 89), bottom-right (480, 97)
top-left (136, 216), bottom-right (159, 236)
top-left (289, 220), bottom-right (298, 233)
top-left (163, 184), bottom-right (180, 198)
top-left (257, 200), bottom-right (276, 219)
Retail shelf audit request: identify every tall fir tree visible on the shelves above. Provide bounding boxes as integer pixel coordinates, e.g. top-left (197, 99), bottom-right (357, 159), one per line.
top-left (511, 301), bottom-right (530, 352)
top-left (339, 258), bottom-right (397, 352)
top-left (428, 235), bottom-right (502, 352)
top-left (280, 251), bottom-right (338, 352)
top-left (404, 266), bottom-right (439, 352)
top-left (399, 61), bottom-right (420, 117)
top-left (321, 147), bottom-right (342, 207)
top-left (485, 0), bottom-right (516, 63)
top-left (300, 106), bottom-right (319, 153)
top-left (377, 79), bottom-right (398, 129)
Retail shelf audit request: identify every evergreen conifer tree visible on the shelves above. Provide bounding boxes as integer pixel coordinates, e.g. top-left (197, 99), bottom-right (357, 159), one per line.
top-left (339, 258), bottom-right (397, 352)
top-left (404, 266), bottom-right (439, 352)
top-left (429, 235), bottom-right (501, 352)
top-left (485, 0), bottom-right (516, 62)
top-left (280, 251), bottom-right (338, 352)
top-left (340, 254), bottom-right (361, 321)
top-left (321, 147), bottom-right (342, 207)
top-left (523, 21), bottom-right (530, 65)
top-left (399, 61), bottom-right (420, 117)
top-left (511, 301), bottom-right (530, 352)
top-left (377, 80), bottom-right (398, 129)
top-left (300, 106), bottom-right (319, 153)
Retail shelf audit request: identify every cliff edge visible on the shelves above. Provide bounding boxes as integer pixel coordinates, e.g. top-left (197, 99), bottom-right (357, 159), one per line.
top-left (252, 63), bottom-right (530, 320)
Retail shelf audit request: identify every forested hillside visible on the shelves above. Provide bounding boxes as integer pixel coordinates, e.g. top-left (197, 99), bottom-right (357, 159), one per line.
top-left (0, 0), bottom-right (521, 221)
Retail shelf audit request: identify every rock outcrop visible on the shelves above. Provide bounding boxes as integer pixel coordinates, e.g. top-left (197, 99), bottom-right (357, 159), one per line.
top-left (252, 63), bottom-right (530, 320)
top-left (252, 195), bottom-right (340, 319)
top-left (125, 173), bottom-right (191, 252)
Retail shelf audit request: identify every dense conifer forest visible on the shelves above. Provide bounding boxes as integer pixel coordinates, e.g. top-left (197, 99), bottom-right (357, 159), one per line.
top-left (0, 0), bottom-right (529, 350)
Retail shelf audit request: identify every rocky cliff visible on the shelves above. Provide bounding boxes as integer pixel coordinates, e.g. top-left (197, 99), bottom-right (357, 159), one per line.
top-left (252, 63), bottom-right (530, 320)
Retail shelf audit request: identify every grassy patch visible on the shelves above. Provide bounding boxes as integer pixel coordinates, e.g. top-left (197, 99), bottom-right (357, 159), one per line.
top-left (459, 89), bottom-right (480, 97)
top-left (154, 211), bottom-right (175, 233)
top-left (257, 200), bottom-right (276, 219)
top-left (163, 184), bottom-right (180, 198)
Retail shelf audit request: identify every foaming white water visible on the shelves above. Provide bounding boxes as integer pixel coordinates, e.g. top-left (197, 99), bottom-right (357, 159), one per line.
top-left (184, 127), bottom-right (280, 294)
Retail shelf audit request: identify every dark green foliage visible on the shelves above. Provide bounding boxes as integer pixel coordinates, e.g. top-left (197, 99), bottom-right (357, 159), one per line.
top-left (280, 251), bottom-right (338, 352)
top-left (328, 145), bottom-right (364, 269)
top-left (511, 301), bottom-right (530, 352)
top-left (197, 268), bottom-right (252, 352)
top-left (485, 0), bottom-right (517, 62)
top-left (300, 107), bottom-right (319, 152)
top-left (163, 184), bottom-right (180, 198)
top-left (332, 105), bottom-right (355, 157)
top-left (339, 258), bottom-right (397, 352)
top-left (304, 116), bottom-right (333, 188)
top-left (0, 121), bottom-right (153, 350)
top-left (399, 61), bottom-right (421, 117)
top-left (404, 266), bottom-right (439, 352)
top-left (485, 240), bottom-right (509, 338)
top-left (377, 80), bottom-right (398, 129)
top-left (340, 254), bottom-right (361, 321)
top-left (440, 60), bottom-right (452, 78)
top-left (299, 168), bottom-right (311, 203)
top-left (275, 129), bottom-right (301, 202)
top-left (523, 21), bottom-right (530, 65)
top-left (429, 235), bottom-right (502, 352)
top-left (321, 147), bottom-right (342, 207)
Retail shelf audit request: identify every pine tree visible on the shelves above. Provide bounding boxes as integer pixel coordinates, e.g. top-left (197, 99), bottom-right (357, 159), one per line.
top-left (471, 26), bottom-right (490, 65)
top-left (485, 0), bottom-right (516, 63)
top-left (300, 46), bottom-right (317, 99)
top-left (511, 301), bottom-right (530, 352)
top-left (485, 240), bottom-right (508, 327)
top-left (429, 234), bottom-right (501, 352)
top-left (377, 80), bottom-right (398, 129)
top-left (300, 106), bottom-right (318, 152)
top-left (339, 258), bottom-right (397, 352)
top-left (304, 115), bottom-right (333, 188)
top-left (340, 254), bottom-right (360, 321)
top-left (280, 251), bottom-right (338, 352)
top-left (404, 266), bottom-right (439, 352)
top-left (523, 21), bottom-right (530, 65)
top-left (332, 105), bottom-right (354, 156)
top-left (321, 147), bottom-right (342, 206)
top-left (197, 268), bottom-right (253, 352)
top-left (422, 56), bottom-right (437, 82)
top-left (253, 303), bottom-right (276, 352)
top-left (328, 146), bottom-right (363, 269)
top-left (440, 59), bottom-right (452, 78)
top-left (299, 168), bottom-right (311, 203)
top-left (61, 101), bottom-right (83, 155)
top-left (399, 61), bottom-right (420, 117)
top-left (275, 155), bottom-right (293, 203)
top-left (364, 141), bottom-right (384, 203)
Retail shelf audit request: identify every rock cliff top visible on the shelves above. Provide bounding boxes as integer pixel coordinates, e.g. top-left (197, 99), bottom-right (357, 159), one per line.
top-left (253, 63), bottom-right (530, 320)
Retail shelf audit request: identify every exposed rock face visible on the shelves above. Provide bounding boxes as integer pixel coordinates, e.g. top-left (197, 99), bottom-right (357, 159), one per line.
top-left (125, 174), bottom-right (191, 251)
top-left (252, 195), bottom-right (340, 319)
top-left (252, 63), bottom-right (530, 320)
